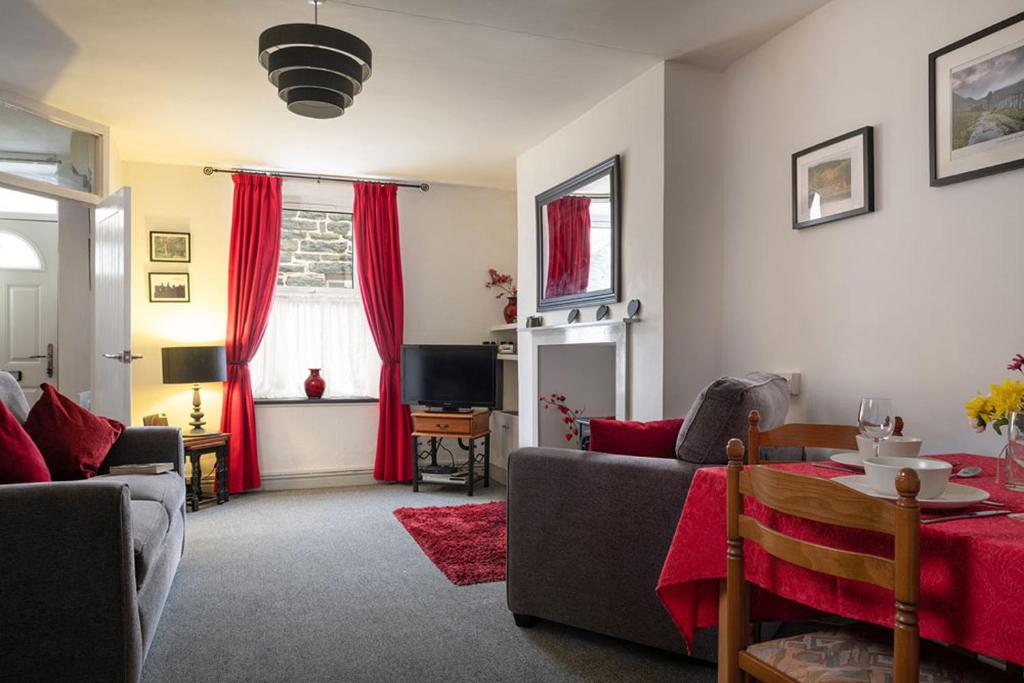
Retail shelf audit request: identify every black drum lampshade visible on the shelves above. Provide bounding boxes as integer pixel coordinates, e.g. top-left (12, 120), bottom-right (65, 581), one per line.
top-left (161, 346), bottom-right (227, 385)
top-left (258, 1), bottom-right (372, 119)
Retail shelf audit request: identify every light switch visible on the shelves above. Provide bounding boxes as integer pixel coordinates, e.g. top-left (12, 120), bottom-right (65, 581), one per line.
top-left (779, 373), bottom-right (801, 396)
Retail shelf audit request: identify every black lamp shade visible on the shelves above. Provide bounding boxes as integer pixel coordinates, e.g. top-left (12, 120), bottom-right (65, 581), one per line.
top-left (161, 346), bottom-right (227, 385)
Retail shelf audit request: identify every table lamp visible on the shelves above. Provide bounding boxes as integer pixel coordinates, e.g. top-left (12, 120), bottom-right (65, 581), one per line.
top-left (161, 345), bottom-right (227, 435)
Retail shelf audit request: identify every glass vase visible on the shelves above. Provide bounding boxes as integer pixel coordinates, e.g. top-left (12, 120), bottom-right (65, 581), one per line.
top-left (1004, 412), bottom-right (1024, 492)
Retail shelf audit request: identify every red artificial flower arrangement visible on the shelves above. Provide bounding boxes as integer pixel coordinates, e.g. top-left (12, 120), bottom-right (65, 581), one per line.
top-left (539, 393), bottom-right (583, 442)
top-left (485, 268), bottom-right (517, 300)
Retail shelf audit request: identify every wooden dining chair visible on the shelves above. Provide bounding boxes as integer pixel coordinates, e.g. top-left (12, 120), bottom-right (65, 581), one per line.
top-left (747, 410), bottom-right (905, 464)
top-left (722, 439), bottom-right (1010, 683)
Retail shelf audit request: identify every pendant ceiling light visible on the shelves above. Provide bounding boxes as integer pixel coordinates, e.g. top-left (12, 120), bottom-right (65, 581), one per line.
top-left (258, 0), bottom-right (372, 119)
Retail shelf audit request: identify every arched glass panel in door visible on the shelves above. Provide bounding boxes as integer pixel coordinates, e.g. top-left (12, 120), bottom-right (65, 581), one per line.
top-left (0, 231), bottom-right (44, 270)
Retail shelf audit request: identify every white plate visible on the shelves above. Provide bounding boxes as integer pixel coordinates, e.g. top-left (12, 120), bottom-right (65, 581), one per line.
top-left (831, 475), bottom-right (990, 510)
top-left (830, 451), bottom-right (933, 469)
top-left (830, 451), bottom-right (867, 468)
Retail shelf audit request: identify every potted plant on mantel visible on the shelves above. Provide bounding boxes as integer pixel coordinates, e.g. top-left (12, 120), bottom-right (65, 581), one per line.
top-left (485, 268), bottom-right (517, 324)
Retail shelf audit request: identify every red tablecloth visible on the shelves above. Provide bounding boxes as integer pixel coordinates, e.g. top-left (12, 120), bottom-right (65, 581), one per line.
top-left (656, 454), bottom-right (1024, 666)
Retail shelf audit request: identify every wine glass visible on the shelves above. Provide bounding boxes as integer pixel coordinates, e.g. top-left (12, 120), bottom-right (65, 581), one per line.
top-left (858, 398), bottom-right (894, 459)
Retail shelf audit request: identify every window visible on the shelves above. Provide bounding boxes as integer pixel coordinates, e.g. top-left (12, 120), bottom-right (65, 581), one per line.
top-left (250, 208), bottom-right (380, 399)
top-left (0, 231), bottom-right (44, 270)
top-left (0, 100), bottom-right (99, 195)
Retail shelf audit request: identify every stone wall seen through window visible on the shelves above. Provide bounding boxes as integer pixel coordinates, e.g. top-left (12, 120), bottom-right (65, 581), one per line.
top-left (278, 209), bottom-right (354, 288)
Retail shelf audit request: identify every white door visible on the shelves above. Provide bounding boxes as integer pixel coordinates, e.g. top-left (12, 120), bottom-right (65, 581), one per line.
top-left (92, 187), bottom-right (134, 423)
top-left (0, 220), bottom-right (58, 405)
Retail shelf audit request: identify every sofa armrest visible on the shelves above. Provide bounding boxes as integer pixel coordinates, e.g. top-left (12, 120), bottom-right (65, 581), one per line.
top-left (102, 426), bottom-right (185, 476)
top-left (506, 447), bottom-right (707, 655)
top-left (0, 481), bottom-right (142, 681)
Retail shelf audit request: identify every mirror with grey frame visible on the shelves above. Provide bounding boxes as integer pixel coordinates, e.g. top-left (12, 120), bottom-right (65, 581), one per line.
top-left (535, 155), bottom-right (620, 312)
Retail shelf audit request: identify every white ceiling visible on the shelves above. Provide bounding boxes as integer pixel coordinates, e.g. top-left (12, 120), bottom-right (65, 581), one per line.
top-left (0, 0), bottom-right (829, 189)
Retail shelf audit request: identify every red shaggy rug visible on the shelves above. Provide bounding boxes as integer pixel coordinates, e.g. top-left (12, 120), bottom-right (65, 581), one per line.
top-left (393, 501), bottom-right (506, 586)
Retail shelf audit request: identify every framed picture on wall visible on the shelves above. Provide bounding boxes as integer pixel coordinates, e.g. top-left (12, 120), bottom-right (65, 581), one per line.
top-left (792, 126), bottom-right (874, 230)
top-left (148, 272), bottom-right (190, 303)
top-left (150, 231), bottom-right (191, 262)
top-left (930, 12), bottom-right (1024, 186)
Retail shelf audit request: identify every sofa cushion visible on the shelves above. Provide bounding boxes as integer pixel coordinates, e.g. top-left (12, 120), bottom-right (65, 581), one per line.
top-left (95, 472), bottom-right (185, 521)
top-left (589, 418), bottom-right (684, 458)
top-left (0, 401), bottom-right (50, 484)
top-left (23, 383), bottom-right (126, 480)
top-left (675, 372), bottom-right (789, 464)
top-left (131, 500), bottom-right (170, 588)
top-left (0, 371), bottom-right (29, 423)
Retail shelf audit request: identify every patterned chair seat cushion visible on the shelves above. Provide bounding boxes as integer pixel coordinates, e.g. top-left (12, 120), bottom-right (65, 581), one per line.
top-left (745, 626), bottom-right (1011, 683)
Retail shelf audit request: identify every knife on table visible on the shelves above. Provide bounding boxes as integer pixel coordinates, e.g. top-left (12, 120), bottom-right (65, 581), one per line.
top-left (922, 510), bottom-right (1011, 525)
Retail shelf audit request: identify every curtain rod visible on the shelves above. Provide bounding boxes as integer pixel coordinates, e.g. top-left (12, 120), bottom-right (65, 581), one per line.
top-left (202, 166), bottom-right (430, 192)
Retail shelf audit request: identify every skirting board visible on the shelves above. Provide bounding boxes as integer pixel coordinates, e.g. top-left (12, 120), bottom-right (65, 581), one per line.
top-left (490, 465), bottom-right (507, 486)
top-left (259, 467), bottom-right (379, 491)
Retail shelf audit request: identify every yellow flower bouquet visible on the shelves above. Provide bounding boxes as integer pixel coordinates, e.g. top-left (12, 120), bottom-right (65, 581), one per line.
top-left (965, 354), bottom-right (1024, 435)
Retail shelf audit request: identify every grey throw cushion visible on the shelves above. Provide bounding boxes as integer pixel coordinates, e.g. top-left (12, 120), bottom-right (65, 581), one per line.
top-left (0, 371), bottom-right (30, 423)
top-left (675, 372), bottom-right (790, 464)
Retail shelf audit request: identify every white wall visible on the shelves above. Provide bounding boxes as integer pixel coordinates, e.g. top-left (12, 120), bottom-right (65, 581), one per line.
top-left (123, 161), bottom-right (515, 485)
top-left (663, 62), bottom-right (725, 417)
top-left (719, 0), bottom-right (1024, 454)
top-left (517, 63), bottom-right (667, 430)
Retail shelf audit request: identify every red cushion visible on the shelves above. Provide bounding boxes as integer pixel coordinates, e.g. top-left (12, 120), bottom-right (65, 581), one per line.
top-left (589, 418), bottom-right (685, 459)
top-left (22, 383), bottom-right (125, 480)
top-left (0, 400), bottom-right (51, 484)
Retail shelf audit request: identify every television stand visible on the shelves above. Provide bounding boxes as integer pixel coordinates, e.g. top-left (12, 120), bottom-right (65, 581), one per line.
top-left (411, 410), bottom-right (490, 496)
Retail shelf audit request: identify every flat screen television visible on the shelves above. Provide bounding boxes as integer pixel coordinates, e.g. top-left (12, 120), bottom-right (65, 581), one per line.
top-left (401, 344), bottom-right (500, 411)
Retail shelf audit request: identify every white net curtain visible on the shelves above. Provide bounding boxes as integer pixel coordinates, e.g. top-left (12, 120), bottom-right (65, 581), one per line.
top-left (250, 287), bottom-right (380, 399)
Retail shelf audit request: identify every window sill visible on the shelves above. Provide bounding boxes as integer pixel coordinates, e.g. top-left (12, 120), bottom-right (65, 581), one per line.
top-left (254, 397), bottom-right (379, 406)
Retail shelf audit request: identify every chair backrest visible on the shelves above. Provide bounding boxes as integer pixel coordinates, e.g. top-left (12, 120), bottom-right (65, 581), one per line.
top-left (723, 438), bottom-right (921, 683)
top-left (747, 410), bottom-right (905, 464)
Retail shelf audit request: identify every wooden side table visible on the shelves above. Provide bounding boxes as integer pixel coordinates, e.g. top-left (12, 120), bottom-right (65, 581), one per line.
top-left (183, 432), bottom-right (230, 511)
top-left (411, 410), bottom-right (490, 496)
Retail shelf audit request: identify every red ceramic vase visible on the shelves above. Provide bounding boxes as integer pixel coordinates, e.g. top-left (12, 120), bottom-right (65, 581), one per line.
top-left (304, 369), bottom-right (325, 399)
top-left (503, 296), bottom-right (517, 324)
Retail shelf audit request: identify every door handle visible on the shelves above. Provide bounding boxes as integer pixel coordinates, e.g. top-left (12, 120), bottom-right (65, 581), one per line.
top-left (103, 351), bottom-right (144, 364)
top-left (28, 343), bottom-right (54, 377)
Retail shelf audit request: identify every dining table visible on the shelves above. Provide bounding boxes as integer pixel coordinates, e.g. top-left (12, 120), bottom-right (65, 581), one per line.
top-left (656, 454), bottom-right (1024, 673)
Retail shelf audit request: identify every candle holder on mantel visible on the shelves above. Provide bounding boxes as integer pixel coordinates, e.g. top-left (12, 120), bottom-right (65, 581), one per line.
top-left (161, 345), bottom-right (227, 436)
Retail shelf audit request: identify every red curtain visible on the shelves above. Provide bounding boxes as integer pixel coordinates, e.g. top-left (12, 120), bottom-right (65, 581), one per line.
top-left (353, 182), bottom-right (412, 482)
top-left (544, 196), bottom-right (592, 298)
top-left (221, 174), bottom-right (282, 492)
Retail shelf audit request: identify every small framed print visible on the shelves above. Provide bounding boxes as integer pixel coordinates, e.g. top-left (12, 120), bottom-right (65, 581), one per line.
top-left (149, 272), bottom-right (190, 303)
top-left (150, 231), bottom-right (191, 262)
top-left (792, 127), bottom-right (874, 230)
top-left (930, 12), bottom-right (1024, 186)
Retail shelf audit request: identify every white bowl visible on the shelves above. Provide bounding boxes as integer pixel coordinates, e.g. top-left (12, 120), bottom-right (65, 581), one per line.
top-left (856, 435), bottom-right (923, 459)
top-left (862, 456), bottom-right (951, 499)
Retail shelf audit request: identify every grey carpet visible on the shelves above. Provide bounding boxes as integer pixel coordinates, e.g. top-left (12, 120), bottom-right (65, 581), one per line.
top-left (142, 483), bottom-right (716, 682)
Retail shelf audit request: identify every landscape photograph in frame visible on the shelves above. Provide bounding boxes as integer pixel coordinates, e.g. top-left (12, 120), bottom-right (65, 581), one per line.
top-left (931, 12), bottom-right (1024, 185)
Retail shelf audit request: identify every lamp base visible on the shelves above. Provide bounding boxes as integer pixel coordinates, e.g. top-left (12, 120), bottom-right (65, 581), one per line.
top-left (190, 384), bottom-right (206, 433)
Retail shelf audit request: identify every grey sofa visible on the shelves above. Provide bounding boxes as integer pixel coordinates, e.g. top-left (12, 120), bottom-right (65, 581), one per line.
top-left (0, 373), bottom-right (185, 682)
top-left (506, 373), bottom-right (791, 659)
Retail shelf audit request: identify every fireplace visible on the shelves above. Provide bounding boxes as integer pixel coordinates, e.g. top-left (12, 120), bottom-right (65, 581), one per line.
top-left (519, 320), bottom-right (631, 448)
